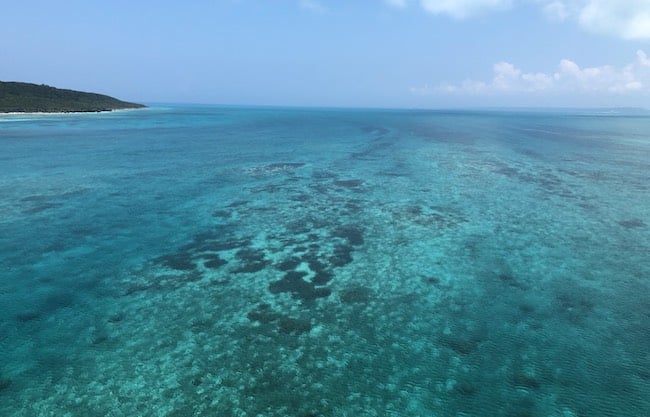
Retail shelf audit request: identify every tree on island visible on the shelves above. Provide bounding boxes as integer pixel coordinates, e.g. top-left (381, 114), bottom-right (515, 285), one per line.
top-left (0, 81), bottom-right (145, 113)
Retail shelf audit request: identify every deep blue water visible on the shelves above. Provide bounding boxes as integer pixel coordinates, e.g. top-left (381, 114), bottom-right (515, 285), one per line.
top-left (1, 106), bottom-right (649, 416)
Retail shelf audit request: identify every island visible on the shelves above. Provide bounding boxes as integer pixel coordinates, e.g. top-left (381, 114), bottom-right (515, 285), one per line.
top-left (0, 81), bottom-right (145, 113)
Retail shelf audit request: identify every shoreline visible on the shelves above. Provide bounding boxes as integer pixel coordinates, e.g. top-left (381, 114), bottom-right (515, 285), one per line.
top-left (0, 107), bottom-right (148, 117)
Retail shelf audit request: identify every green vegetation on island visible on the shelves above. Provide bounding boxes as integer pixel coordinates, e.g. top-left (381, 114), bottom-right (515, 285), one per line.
top-left (0, 81), bottom-right (145, 113)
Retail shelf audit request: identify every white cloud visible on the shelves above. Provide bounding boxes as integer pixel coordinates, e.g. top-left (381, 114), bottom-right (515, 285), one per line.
top-left (398, 0), bottom-right (650, 39)
top-left (540, 0), bottom-right (571, 21)
top-left (419, 0), bottom-right (512, 18)
top-left (298, 0), bottom-right (328, 14)
top-left (573, 0), bottom-right (650, 39)
top-left (420, 50), bottom-right (650, 96)
top-left (638, 50), bottom-right (650, 67)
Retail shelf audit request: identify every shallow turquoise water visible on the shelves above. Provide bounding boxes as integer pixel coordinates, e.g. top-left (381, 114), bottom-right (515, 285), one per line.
top-left (1, 106), bottom-right (649, 416)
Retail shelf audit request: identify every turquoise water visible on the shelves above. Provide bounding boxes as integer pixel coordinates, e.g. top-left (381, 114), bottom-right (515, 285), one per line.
top-left (1, 106), bottom-right (649, 416)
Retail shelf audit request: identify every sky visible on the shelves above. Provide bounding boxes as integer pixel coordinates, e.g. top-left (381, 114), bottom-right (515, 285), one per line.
top-left (2, 0), bottom-right (650, 108)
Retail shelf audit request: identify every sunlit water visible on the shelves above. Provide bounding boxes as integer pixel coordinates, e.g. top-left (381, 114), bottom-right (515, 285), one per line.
top-left (1, 106), bottom-right (649, 416)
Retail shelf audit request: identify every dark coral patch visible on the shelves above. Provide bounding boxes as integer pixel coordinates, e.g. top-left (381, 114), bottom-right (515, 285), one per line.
top-left (0, 377), bottom-right (12, 391)
top-left (360, 126), bottom-right (389, 135)
top-left (300, 252), bottom-right (324, 271)
top-left (200, 239), bottom-right (251, 252)
top-left (498, 273), bottom-right (529, 290)
top-left (16, 311), bottom-right (40, 322)
top-left (286, 219), bottom-right (312, 235)
top-left (158, 253), bottom-right (195, 271)
top-left (422, 276), bottom-right (440, 286)
top-left (618, 218), bottom-right (646, 228)
top-left (233, 262), bottom-right (268, 274)
top-left (181, 229), bottom-right (251, 253)
top-left (248, 162), bottom-right (305, 176)
top-left (267, 162), bottom-right (305, 170)
top-left (511, 373), bottom-right (542, 390)
top-left (310, 287), bottom-right (332, 300)
top-left (519, 303), bottom-right (536, 315)
top-left (286, 253), bottom-right (333, 285)
top-left (312, 270), bottom-right (333, 285)
top-left (332, 226), bottom-right (364, 246)
top-left (269, 271), bottom-right (331, 302)
top-left (22, 202), bottom-right (63, 214)
top-left (269, 271), bottom-right (308, 293)
top-left (247, 304), bottom-right (312, 335)
top-left (312, 170), bottom-right (337, 180)
top-left (334, 179), bottom-right (363, 188)
top-left (247, 304), bottom-right (282, 324)
top-left (212, 209), bottom-right (231, 219)
top-left (344, 202), bottom-right (362, 213)
top-left (43, 291), bottom-right (75, 312)
top-left (440, 335), bottom-right (479, 355)
top-left (91, 333), bottom-right (109, 346)
top-left (637, 368), bottom-right (650, 380)
top-left (454, 380), bottom-right (478, 396)
top-left (271, 269), bottom-right (307, 282)
top-left (340, 286), bottom-right (372, 304)
top-left (308, 258), bottom-right (326, 272)
top-left (278, 317), bottom-right (312, 334)
top-left (227, 200), bottom-right (249, 208)
top-left (330, 244), bottom-right (353, 267)
top-left (191, 229), bottom-right (228, 243)
top-left (123, 283), bottom-right (153, 296)
top-left (233, 248), bottom-right (269, 273)
top-left (203, 254), bottom-right (227, 269)
top-left (406, 205), bottom-right (423, 216)
top-left (555, 290), bottom-right (595, 313)
top-left (290, 193), bottom-right (312, 202)
top-left (108, 313), bottom-right (125, 323)
top-left (235, 247), bottom-right (267, 263)
top-left (276, 257), bottom-right (302, 271)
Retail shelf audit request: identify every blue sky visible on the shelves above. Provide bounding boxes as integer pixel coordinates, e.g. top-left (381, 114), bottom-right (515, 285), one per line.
top-left (2, 0), bottom-right (650, 108)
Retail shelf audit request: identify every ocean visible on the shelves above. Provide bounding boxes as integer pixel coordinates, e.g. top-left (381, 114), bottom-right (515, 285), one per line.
top-left (1, 105), bottom-right (649, 416)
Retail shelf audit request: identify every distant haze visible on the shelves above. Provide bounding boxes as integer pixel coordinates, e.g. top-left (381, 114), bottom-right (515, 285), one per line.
top-left (2, 1), bottom-right (650, 108)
